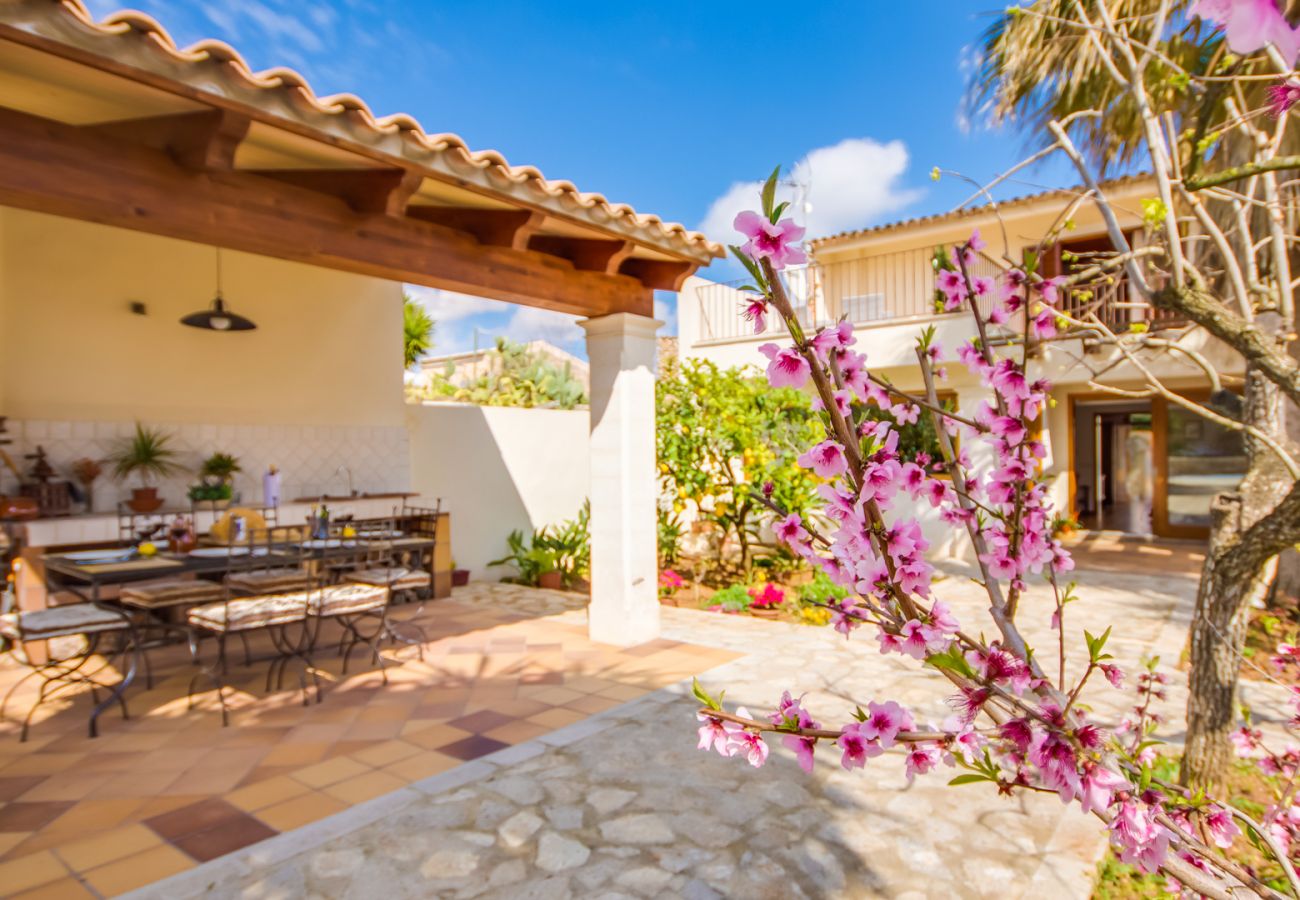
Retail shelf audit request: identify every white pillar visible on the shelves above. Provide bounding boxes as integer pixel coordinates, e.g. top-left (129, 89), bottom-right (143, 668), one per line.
top-left (580, 312), bottom-right (662, 646)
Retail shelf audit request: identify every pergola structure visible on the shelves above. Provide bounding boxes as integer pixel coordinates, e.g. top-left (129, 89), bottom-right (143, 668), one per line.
top-left (0, 0), bottom-right (721, 643)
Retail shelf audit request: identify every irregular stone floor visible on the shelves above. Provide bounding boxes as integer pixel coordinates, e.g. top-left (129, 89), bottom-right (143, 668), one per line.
top-left (121, 560), bottom-right (1297, 900)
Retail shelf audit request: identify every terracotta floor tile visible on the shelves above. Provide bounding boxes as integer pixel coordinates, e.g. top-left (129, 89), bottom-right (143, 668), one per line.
top-left (351, 740), bottom-right (421, 769)
top-left (258, 741), bottom-right (331, 767)
top-left (171, 813), bottom-right (277, 863)
top-left (382, 751), bottom-right (460, 783)
top-left (436, 735), bottom-right (510, 761)
top-left (522, 686), bottom-right (587, 706)
top-left (355, 705), bottom-right (413, 724)
top-left (225, 776), bottom-right (310, 813)
top-left (0, 829), bottom-right (32, 857)
top-left (14, 774), bottom-right (114, 804)
top-left (0, 850), bottom-right (70, 894)
top-left (526, 708), bottom-right (588, 730)
top-left (28, 797), bottom-right (143, 838)
top-left (321, 770), bottom-right (406, 805)
top-left (56, 823), bottom-right (161, 873)
top-left (253, 791), bottom-right (347, 832)
top-left (598, 684), bottom-right (649, 701)
top-left (445, 710), bottom-right (515, 734)
top-left (482, 721), bottom-right (550, 745)
top-left (339, 721), bottom-right (404, 742)
top-left (565, 695), bottom-right (622, 715)
top-left (0, 802), bottom-right (76, 833)
top-left (0, 755), bottom-right (86, 778)
top-left (404, 724), bottom-right (473, 750)
top-left (290, 756), bottom-right (371, 789)
top-left (9, 876), bottom-right (96, 900)
top-left (144, 797), bottom-right (243, 841)
top-left (82, 844), bottom-right (193, 896)
top-left (0, 777), bottom-right (48, 803)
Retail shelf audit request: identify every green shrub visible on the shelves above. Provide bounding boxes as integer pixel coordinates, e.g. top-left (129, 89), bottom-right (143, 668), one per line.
top-left (704, 584), bottom-right (752, 613)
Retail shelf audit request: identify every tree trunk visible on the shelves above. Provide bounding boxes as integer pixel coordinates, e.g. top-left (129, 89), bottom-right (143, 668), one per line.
top-left (1182, 366), bottom-right (1290, 787)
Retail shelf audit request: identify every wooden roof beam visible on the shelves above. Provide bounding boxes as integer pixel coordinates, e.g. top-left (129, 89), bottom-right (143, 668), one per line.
top-left (0, 105), bottom-right (650, 317)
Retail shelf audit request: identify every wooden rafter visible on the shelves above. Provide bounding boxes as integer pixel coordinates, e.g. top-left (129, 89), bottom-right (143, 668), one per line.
top-left (83, 109), bottom-right (250, 171)
top-left (0, 106), bottom-right (651, 316)
top-left (619, 258), bottom-right (695, 291)
top-left (528, 236), bottom-right (637, 274)
top-left (250, 168), bottom-right (425, 216)
top-left (406, 207), bottom-right (543, 250)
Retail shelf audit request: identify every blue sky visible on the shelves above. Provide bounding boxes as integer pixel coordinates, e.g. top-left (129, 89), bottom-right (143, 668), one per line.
top-left (85, 0), bottom-right (1081, 358)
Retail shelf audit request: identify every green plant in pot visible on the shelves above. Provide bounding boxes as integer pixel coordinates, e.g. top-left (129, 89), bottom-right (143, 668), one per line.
top-left (189, 452), bottom-right (241, 506)
top-left (109, 423), bottom-right (182, 512)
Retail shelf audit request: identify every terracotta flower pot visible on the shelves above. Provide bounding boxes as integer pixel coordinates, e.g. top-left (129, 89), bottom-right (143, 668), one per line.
top-left (452, 569), bottom-right (471, 587)
top-left (538, 571), bottom-right (564, 590)
top-left (750, 607), bottom-right (781, 620)
top-left (128, 486), bottom-right (164, 513)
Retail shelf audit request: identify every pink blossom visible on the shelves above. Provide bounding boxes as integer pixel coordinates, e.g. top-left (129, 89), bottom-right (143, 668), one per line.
top-left (1099, 663), bottom-right (1125, 689)
top-left (1110, 800), bottom-right (1170, 874)
top-left (734, 210), bottom-right (807, 270)
top-left (904, 743), bottom-right (944, 781)
top-left (1267, 81), bottom-right (1300, 117)
top-left (859, 700), bottom-right (914, 748)
top-left (696, 712), bottom-right (732, 755)
top-left (774, 514), bottom-right (811, 548)
top-left (1193, 0), bottom-right (1300, 62)
top-left (742, 298), bottom-right (769, 334)
top-left (798, 441), bottom-right (848, 478)
top-left (725, 707), bottom-right (769, 767)
top-left (1032, 308), bottom-right (1058, 339)
top-left (893, 403), bottom-right (920, 426)
top-left (968, 228), bottom-right (987, 254)
top-left (837, 722), bottom-right (883, 770)
top-left (1078, 763), bottom-right (1128, 815)
top-left (1204, 806), bottom-right (1241, 849)
top-left (758, 343), bottom-right (811, 389)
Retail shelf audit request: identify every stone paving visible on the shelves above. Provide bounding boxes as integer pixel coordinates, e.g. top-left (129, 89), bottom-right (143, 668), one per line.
top-left (126, 564), bottom-right (1295, 900)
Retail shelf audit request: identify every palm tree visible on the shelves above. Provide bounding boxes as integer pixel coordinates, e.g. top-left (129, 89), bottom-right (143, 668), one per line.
top-left (403, 293), bottom-right (435, 370)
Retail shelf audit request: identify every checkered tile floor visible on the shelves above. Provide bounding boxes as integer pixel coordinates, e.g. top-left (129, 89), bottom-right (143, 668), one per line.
top-left (0, 585), bottom-right (736, 898)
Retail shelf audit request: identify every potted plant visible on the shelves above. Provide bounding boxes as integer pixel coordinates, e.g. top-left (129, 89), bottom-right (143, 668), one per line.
top-left (109, 423), bottom-right (181, 512)
top-left (451, 561), bottom-right (471, 587)
top-left (71, 458), bottom-right (103, 513)
top-left (747, 583), bottom-right (786, 619)
top-left (189, 451), bottom-right (241, 507)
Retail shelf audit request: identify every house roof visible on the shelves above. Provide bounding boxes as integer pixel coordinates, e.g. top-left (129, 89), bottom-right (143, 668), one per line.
top-left (808, 174), bottom-right (1151, 250)
top-left (0, 1), bottom-right (721, 265)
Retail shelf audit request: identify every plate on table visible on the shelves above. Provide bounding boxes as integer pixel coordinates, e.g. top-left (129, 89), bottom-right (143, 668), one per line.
top-left (299, 539), bottom-right (350, 549)
top-left (62, 548), bottom-right (134, 563)
top-left (356, 530), bottom-right (403, 539)
top-left (188, 547), bottom-right (253, 558)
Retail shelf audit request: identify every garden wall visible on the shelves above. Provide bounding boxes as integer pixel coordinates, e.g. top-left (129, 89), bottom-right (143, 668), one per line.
top-left (406, 402), bottom-right (590, 579)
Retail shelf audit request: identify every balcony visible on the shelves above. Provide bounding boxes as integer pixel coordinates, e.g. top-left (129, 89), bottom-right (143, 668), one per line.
top-left (689, 247), bottom-right (1183, 345)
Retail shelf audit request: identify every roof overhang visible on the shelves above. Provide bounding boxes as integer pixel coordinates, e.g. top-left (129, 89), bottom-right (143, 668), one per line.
top-left (0, 1), bottom-right (723, 316)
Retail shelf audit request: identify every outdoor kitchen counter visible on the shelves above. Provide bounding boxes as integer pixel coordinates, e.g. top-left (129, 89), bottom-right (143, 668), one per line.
top-left (11, 497), bottom-right (452, 612)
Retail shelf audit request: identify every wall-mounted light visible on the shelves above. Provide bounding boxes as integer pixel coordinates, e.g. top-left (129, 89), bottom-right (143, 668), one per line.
top-left (180, 248), bottom-right (256, 332)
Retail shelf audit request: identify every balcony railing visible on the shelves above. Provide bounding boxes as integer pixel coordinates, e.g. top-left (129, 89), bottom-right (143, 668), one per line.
top-left (691, 247), bottom-right (1183, 344)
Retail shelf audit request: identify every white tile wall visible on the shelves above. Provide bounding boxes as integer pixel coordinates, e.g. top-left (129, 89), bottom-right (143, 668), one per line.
top-left (2, 418), bottom-right (411, 512)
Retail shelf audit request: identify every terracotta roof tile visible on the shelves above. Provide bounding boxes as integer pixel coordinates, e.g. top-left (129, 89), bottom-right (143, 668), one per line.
top-left (11, 1), bottom-right (722, 261)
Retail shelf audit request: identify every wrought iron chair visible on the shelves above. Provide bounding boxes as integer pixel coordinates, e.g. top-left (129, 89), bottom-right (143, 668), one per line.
top-left (348, 500), bottom-right (440, 601)
top-left (0, 593), bottom-right (138, 741)
top-left (307, 531), bottom-right (392, 683)
top-left (222, 514), bottom-right (309, 596)
top-left (184, 526), bottom-right (319, 725)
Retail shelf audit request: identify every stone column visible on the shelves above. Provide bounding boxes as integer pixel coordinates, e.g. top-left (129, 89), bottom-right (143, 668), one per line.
top-left (580, 312), bottom-right (661, 646)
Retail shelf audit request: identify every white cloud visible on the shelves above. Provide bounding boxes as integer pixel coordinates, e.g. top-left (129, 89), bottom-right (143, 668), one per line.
top-left (698, 138), bottom-right (924, 245)
top-left (498, 306), bottom-right (585, 350)
top-left (654, 296), bottom-right (677, 336)
top-left (404, 286), bottom-right (506, 323)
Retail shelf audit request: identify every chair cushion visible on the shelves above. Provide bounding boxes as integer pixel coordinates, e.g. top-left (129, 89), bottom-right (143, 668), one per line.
top-left (350, 567), bottom-right (431, 591)
top-left (120, 579), bottom-right (225, 609)
top-left (0, 604), bottom-right (129, 640)
top-left (310, 583), bottom-right (388, 617)
top-left (226, 570), bottom-right (310, 593)
top-left (188, 593), bottom-right (310, 633)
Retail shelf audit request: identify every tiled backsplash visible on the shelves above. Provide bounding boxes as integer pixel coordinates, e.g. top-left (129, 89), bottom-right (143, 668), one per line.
top-left (2, 418), bottom-right (411, 512)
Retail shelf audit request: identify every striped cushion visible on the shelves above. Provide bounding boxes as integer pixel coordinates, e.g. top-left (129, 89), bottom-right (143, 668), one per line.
top-left (225, 570), bottom-right (309, 594)
top-left (310, 583), bottom-right (388, 617)
top-left (120, 579), bottom-right (224, 609)
top-left (349, 567), bottom-right (431, 591)
top-left (188, 593), bottom-right (310, 633)
top-left (0, 604), bottom-right (129, 640)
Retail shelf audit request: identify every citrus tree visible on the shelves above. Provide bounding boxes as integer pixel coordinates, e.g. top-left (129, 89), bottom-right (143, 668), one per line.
top-left (656, 357), bottom-right (821, 581)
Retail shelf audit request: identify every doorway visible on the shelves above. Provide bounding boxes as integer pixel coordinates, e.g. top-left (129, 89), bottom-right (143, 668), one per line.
top-left (1071, 399), bottom-right (1154, 535)
top-left (1069, 392), bottom-right (1249, 539)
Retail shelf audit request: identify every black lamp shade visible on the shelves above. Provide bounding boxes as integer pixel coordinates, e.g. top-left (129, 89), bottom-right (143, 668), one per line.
top-left (180, 295), bottom-right (256, 332)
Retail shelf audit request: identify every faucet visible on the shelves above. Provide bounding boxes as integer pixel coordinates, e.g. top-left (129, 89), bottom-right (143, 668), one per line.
top-left (333, 465), bottom-right (355, 497)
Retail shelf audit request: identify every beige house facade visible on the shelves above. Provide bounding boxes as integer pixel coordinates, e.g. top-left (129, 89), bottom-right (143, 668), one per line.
top-left (678, 178), bottom-right (1247, 552)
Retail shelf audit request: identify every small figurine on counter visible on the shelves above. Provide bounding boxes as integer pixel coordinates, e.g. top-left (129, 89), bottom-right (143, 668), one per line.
top-left (263, 465), bottom-right (281, 508)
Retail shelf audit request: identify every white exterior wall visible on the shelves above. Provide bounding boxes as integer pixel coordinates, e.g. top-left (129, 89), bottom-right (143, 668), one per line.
top-left (406, 403), bottom-right (590, 579)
